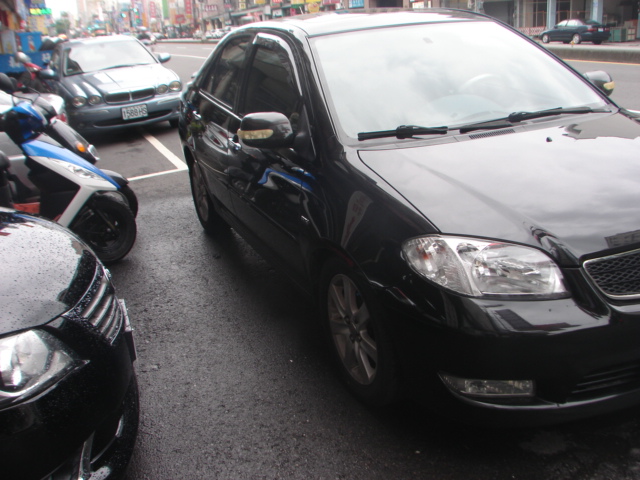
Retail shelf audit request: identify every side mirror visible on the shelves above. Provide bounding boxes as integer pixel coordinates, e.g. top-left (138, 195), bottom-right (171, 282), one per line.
top-left (584, 70), bottom-right (614, 96)
top-left (0, 72), bottom-right (15, 93)
top-left (156, 52), bottom-right (171, 63)
top-left (15, 51), bottom-right (30, 64)
top-left (37, 68), bottom-right (58, 80)
top-left (238, 112), bottom-right (294, 149)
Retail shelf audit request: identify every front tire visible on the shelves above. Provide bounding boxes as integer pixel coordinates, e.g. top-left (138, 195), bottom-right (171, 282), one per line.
top-left (541, 34), bottom-right (550, 43)
top-left (320, 258), bottom-right (399, 406)
top-left (71, 195), bottom-right (137, 265)
top-left (572, 33), bottom-right (582, 44)
top-left (119, 185), bottom-right (139, 217)
top-left (189, 161), bottom-right (227, 234)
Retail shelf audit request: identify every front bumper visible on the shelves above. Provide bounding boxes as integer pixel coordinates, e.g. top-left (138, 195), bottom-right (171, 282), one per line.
top-left (380, 269), bottom-right (640, 426)
top-left (68, 93), bottom-right (181, 134)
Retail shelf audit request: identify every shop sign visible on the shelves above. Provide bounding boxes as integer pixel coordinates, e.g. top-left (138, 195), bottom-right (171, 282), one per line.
top-left (349, 0), bottom-right (364, 7)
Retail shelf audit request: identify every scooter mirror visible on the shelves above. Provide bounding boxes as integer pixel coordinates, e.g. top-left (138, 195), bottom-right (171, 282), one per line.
top-left (16, 52), bottom-right (30, 64)
top-left (0, 73), bottom-right (16, 94)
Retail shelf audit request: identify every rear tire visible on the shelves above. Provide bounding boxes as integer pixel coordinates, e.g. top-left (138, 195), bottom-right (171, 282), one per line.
top-left (72, 195), bottom-right (137, 265)
top-left (319, 258), bottom-right (399, 406)
top-left (189, 161), bottom-right (228, 234)
top-left (593, 40), bottom-right (602, 45)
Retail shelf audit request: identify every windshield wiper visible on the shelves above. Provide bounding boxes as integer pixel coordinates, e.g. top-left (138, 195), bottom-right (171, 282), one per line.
top-left (507, 107), bottom-right (596, 123)
top-left (358, 125), bottom-right (448, 141)
top-left (100, 63), bottom-right (143, 70)
top-left (458, 120), bottom-right (515, 134)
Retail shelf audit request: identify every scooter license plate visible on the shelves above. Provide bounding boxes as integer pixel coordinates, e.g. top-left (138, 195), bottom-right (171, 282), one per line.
top-left (122, 104), bottom-right (148, 120)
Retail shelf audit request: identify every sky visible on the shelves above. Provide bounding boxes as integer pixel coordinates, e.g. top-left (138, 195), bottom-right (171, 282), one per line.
top-left (46, 0), bottom-right (78, 19)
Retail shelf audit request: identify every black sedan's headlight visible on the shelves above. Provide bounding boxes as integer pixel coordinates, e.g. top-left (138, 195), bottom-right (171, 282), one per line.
top-left (402, 235), bottom-right (568, 298)
top-left (0, 329), bottom-right (82, 407)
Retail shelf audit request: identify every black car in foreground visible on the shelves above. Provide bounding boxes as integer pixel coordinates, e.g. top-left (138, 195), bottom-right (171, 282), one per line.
top-left (0, 208), bottom-right (139, 478)
top-left (179, 10), bottom-right (640, 426)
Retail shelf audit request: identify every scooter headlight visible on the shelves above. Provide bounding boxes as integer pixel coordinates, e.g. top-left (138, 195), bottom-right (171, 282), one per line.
top-left (47, 157), bottom-right (105, 181)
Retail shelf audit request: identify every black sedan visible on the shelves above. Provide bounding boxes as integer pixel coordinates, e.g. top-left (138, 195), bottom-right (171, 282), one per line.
top-left (0, 208), bottom-right (139, 478)
top-left (540, 19), bottom-right (610, 44)
top-left (179, 10), bottom-right (640, 426)
top-left (39, 35), bottom-right (182, 135)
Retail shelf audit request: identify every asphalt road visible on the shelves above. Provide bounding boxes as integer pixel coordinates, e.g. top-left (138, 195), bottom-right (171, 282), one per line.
top-left (81, 43), bottom-right (640, 479)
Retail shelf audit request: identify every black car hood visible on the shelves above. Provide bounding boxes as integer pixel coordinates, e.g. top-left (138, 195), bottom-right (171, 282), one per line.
top-left (358, 112), bottom-right (640, 264)
top-left (66, 64), bottom-right (178, 96)
top-left (0, 210), bottom-right (97, 335)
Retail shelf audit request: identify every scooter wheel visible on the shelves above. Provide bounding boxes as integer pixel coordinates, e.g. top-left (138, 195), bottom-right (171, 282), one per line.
top-left (72, 194), bottom-right (137, 265)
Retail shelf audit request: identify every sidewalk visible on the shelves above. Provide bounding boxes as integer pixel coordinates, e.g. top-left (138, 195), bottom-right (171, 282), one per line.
top-left (160, 38), bottom-right (640, 64)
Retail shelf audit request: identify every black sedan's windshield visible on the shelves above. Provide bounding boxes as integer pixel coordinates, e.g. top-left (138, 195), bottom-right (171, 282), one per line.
top-left (63, 38), bottom-right (156, 75)
top-left (311, 20), bottom-right (608, 140)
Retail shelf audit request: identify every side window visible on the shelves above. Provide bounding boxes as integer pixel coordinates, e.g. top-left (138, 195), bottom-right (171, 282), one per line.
top-left (201, 36), bottom-right (250, 108)
top-left (241, 42), bottom-right (300, 121)
top-left (49, 49), bottom-right (61, 73)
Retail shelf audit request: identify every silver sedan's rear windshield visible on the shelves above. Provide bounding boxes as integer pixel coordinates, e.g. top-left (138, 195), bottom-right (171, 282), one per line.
top-left (310, 20), bottom-right (607, 140)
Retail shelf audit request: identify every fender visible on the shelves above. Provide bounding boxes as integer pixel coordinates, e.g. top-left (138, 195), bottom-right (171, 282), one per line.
top-left (101, 169), bottom-right (129, 188)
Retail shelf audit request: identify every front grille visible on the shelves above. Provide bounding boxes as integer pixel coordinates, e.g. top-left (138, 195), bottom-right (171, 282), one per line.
top-left (569, 361), bottom-right (640, 401)
top-left (104, 88), bottom-right (155, 104)
top-left (583, 248), bottom-right (640, 300)
top-left (70, 266), bottom-right (124, 343)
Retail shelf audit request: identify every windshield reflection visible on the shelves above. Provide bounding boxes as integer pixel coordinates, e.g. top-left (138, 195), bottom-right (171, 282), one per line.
top-left (312, 21), bottom-right (608, 140)
top-left (64, 39), bottom-right (156, 75)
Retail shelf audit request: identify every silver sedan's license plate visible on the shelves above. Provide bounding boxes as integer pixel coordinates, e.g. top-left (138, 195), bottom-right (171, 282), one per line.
top-left (122, 104), bottom-right (148, 120)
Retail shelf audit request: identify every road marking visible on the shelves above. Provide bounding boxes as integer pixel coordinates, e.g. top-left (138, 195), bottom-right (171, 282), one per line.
top-left (128, 132), bottom-right (188, 181)
top-left (172, 53), bottom-right (209, 59)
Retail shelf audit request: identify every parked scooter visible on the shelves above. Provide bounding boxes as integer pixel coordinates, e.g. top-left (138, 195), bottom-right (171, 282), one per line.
top-left (0, 86), bottom-right (137, 264)
top-left (14, 51), bottom-right (47, 94)
top-left (0, 73), bottom-right (138, 217)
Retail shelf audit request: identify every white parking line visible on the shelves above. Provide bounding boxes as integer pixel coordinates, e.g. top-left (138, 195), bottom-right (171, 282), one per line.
top-left (128, 132), bottom-right (188, 181)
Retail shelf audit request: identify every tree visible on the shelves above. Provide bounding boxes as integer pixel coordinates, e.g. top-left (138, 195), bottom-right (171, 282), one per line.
top-left (54, 12), bottom-right (71, 35)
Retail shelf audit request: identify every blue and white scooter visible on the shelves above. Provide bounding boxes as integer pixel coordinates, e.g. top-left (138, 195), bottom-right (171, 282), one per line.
top-left (0, 93), bottom-right (137, 264)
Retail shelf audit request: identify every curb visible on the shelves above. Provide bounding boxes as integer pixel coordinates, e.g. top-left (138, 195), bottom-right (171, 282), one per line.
top-left (543, 43), bottom-right (640, 64)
